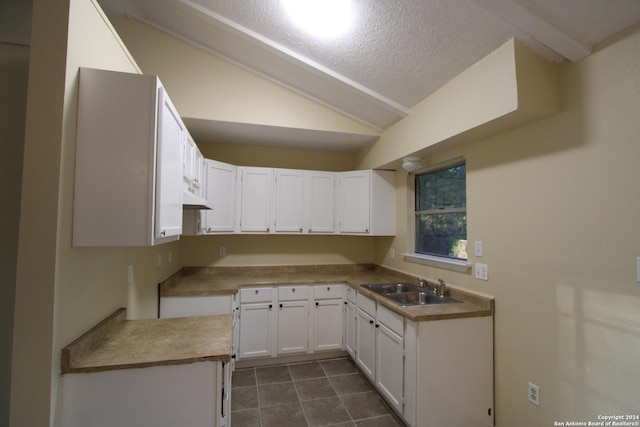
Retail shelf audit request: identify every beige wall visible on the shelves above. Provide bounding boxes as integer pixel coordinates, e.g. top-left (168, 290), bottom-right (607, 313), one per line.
top-left (12, 1), bottom-right (640, 425)
top-left (109, 16), bottom-right (378, 137)
top-left (11, 1), bottom-right (181, 425)
top-left (0, 42), bottom-right (29, 427)
top-left (369, 27), bottom-right (640, 425)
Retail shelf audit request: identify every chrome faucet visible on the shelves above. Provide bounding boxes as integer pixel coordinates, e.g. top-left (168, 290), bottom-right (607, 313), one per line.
top-left (419, 278), bottom-right (428, 289)
top-left (436, 278), bottom-right (446, 297)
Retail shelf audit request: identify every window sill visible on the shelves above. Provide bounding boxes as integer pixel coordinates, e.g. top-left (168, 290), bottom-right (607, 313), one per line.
top-left (401, 253), bottom-right (471, 272)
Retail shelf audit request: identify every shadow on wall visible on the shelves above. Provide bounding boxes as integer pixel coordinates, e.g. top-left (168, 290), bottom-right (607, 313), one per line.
top-left (179, 234), bottom-right (377, 267)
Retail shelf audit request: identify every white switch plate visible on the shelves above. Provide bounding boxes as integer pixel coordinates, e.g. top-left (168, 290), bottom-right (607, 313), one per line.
top-left (389, 248), bottom-right (395, 260)
top-left (157, 253), bottom-right (163, 266)
top-left (528, 382), bottom-right (540, 406)
top-left (219, 246), bottom-right (226, 257)
top-left (475, 263), bottom-right (488, 280)
top-left (475, 241), bottom-right (483, 257)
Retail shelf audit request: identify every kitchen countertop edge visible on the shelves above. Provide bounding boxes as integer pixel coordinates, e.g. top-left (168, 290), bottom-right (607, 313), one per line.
top-left (160, 264), bottom-right (494, 322)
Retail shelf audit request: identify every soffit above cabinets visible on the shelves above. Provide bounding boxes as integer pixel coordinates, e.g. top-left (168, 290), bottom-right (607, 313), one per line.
top-left (99, 0), bottom-right (640, 132)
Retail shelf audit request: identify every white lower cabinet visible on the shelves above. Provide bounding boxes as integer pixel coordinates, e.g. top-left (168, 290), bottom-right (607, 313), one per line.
top-left (159, 295), bottom-right (234, 318)
top-left (62, 361), bottom-right (222, 427)
top-left (276, 285), bottom-right (309, 354)
top-left (404, 316), bottom-right (494, 427)
top-left (355, 293), bottom-right (377, 381)
top-left (375, 305), bottom-right (405, 413)
top-left (238, 287), bottom-right (276, 359)
top-left (344, 300), bottom-right (357, 358)
top-left (311, 284), bottom-right (344, 352)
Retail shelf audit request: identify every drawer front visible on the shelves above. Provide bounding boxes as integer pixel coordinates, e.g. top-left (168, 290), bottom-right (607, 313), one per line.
top-left (357, 292), bottom-right (376, 317)
top-left (313, 284), bottom-right (344, 300)
top-left (377, 304), bottom-right (404, 337)
top-left (239, 287), bottom-right (274, 303)
top-left (344, 286), bottom-right (356, 304)
top-left (278, 285), bottom-right (309, 301)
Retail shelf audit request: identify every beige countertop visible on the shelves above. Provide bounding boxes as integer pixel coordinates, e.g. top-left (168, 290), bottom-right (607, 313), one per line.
top-left (62, 308), bottom-right (232, 374)
top-left (160, 264), bottom-right (494, 322)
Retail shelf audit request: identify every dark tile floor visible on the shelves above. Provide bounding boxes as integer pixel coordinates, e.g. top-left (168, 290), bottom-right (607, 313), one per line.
top-left (231, 358), bottom-right (404, 427)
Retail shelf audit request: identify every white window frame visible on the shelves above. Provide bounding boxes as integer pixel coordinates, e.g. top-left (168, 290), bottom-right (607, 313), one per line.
top-left (402, 157), bottom-right (471, 272)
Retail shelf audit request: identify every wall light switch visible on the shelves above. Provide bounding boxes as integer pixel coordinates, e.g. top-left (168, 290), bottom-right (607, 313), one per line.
top-left (219, 246), bottom-right (227, 257)
top-left (475, 241), bottom-right (483, 257)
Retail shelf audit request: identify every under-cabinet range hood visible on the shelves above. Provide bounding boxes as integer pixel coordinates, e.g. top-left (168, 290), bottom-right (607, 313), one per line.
top-left (182, 191), bottom-right (214, 210)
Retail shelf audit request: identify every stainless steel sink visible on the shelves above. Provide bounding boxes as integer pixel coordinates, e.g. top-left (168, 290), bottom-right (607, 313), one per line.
top-left (362, 282), bottom-right (421, 294)
top-left (361, 282), bottom-right (463, 307)
top-left (384, 291), bottom-right (462, 306)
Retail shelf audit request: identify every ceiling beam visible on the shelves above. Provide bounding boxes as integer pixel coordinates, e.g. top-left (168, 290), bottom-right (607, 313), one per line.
top-left (473, 0), bottom-right (592, 62)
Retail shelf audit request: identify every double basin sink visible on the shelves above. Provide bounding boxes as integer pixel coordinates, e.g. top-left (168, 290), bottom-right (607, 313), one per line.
top-left (362, 282), bottom-right (463, 307)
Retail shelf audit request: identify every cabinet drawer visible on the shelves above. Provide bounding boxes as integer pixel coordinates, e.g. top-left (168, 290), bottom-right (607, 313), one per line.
top-left (278, 286), bottom-right (309, 301)
top-left (344, 286), bottom-right (356, 304)
top-left (357, 293), bottom-right (376, 317)
top-left (239, 287), bottom-right (274, 303)
top-left (313, 284), bottom-right (344, 299)
top-left (377, 304), bottom-right (404, 337)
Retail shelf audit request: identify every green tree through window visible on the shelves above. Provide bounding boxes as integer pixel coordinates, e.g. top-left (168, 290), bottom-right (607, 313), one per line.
top-left (415, 163), bottom-right (467, 259)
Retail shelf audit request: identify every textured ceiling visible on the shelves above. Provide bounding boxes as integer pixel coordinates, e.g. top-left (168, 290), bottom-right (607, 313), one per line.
top-left (99, 0), bottom-right (640, 149)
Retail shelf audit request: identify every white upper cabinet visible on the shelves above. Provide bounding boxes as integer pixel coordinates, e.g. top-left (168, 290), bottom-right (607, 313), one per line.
top-left (182, 134), bottom-right (203, 198)
top-left (73, 68), bottom-right (183, 246)
top-left (238, 167), bottom-right (274, 233)
top-left (203, 159), bottom-right (237, 233)
top-left (274, 169), bottom-right (305, 233)
top-left (305, 171), bottom-right (335, 233)
top-left (336, 170), bottom-right (395, 236)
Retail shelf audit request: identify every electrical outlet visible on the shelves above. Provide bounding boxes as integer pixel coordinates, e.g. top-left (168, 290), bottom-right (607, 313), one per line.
top-left (475, 263), bottom-right (488, 280)
top-left (389, 248), bottom-right (395, 260)
top-left (219, 246), bottom-right (227, 257)
top-left (157, 253), bottom-right (163, 266)
top-left (127, 264), bottom-right (134, 285)
top-left (528, 382), bottom-right (540, 406)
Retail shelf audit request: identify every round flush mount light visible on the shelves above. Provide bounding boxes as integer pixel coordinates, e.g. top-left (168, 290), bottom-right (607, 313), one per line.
top-left (282, 0), bottom-right (353, 38)
top-left (402, 157), bottom-right (422, 172)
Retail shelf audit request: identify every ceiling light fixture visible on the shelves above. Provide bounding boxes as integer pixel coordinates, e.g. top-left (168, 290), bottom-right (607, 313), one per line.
top-left (282, 0), bottom-right (352, 38)
top-left (402, 157), bottom-right (422, 172)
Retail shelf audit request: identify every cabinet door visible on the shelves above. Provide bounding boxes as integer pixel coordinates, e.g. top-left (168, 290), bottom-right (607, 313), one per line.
top-left (376, 323), bottom-right (404, 413)
top-left (277, 301), bottom-right (309, 354)
top-left (338, 171), bottom-right (370, 233)
top-left (274, 169), bottom-right (304, 233)
top-left (345, 300), bottom-right (357, 358)
top-left (155, 87), bottom-right (184, 240)
top-left (239, 167), bottom-right (273, 233)
top-left (313, 299), bottom-right (343, 352)
top-left (305, 171), bottom-right (335, 233)
top-left (203, 160), bottom-right (236, 233)
top-left (356, 307), bottom-right (376, 381)
top-left (239, 302), bottom-right (274, 358)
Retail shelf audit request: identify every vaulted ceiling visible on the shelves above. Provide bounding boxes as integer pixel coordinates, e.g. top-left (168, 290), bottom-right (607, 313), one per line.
top-left (99, 0), bottom-right (640, 148)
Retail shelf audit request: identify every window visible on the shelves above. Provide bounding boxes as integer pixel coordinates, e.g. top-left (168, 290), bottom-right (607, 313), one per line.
top-left (414, 161), bottom-right (467, 260)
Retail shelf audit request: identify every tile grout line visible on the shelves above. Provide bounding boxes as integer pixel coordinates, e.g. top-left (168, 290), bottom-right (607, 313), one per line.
top-left (288, 363), bottom-right (312, 427)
